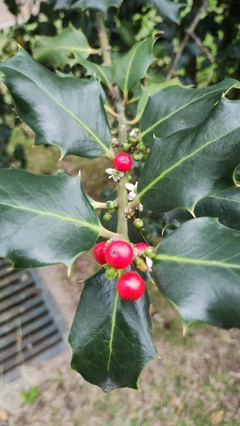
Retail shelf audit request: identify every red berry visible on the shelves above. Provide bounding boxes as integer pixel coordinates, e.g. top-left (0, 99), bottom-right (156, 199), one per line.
top-left (93, 242), bottom-right (107, 265)
top-left (117, 272), bottom-right (145, 301)
top-left (134, 242), bottom-right (149, 251)
top-left (105, 240), bottom-right (133, 269)
top-left (113, 153), bottom-right (133, 172)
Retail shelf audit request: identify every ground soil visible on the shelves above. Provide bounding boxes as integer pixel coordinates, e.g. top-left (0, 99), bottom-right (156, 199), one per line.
top-left (1, 253), bottom-right (240, 426)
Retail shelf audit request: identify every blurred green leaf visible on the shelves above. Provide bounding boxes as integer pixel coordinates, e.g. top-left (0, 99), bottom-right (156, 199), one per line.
top-left (33, 27), bottom-right (97, 68)
top-left (113, 38), bottom-right (155, 99)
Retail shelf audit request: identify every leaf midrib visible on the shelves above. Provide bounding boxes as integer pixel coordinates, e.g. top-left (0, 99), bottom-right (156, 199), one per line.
top-left (35, 46), bottom-right (92, 53)
top-left (156, 254), bottom-right (240, 269)
top-left (0, 201), bottom-right (100, 232)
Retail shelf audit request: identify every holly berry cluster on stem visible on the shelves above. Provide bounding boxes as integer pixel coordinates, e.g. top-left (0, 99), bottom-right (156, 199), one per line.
top-left (93, 135), bottom-right (156, 301)
top-left (93, 239), bottom-right (156, 301)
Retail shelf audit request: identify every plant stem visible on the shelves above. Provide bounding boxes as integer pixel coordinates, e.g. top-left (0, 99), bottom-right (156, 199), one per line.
top-left (91, 201), bottom-right (107, 209)
top-left (99, 225), bottom-right (118, 239)
top-left (113, 87), bottom-right (129, 240)
top-left (96, 12), bottom-right (111, 66)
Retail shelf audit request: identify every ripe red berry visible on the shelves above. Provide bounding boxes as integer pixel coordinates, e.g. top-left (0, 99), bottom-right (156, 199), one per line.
top-left (105, 240), bottom-right (133, 269)
top-left (93, 241), bottom-right (107, 265)
top-left (113, 153), bottom-right (133, 172)
top-left (117, 272), bottom-right (145, 301)
top-left (134, 242), bottom-right (149, 251)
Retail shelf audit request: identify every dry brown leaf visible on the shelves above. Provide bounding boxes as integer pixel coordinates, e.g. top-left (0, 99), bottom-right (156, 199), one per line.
top-left (210, 410), bottom-right (224, 425)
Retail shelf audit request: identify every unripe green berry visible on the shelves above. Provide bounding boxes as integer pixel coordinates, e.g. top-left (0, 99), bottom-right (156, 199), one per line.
top-left (144, 246), bottom-right (157, 258)
top-left (142, 153), bottom-right (148, 161)
top-left (132, 153), bottom-right (140, 161)
top-left (103, 212), bottom-right (112, 222)
top-left (137, 143), bottom-right (145, 152)
top-left (135, 257), bottom-right (147, 272)
top-left (128, 136), bottom-right (138, 144)
top-left (106, 200), bottom-right (115, 210)
top-left (134, 218), bottom-right (144, 229)
top-left (121, 143), bottom-right (131, 152)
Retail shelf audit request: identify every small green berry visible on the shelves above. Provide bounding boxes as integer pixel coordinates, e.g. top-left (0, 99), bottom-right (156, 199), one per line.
top-left (144, 246), bottom-right (157, 258)
top-left (106, 200), bottom-right (115, 210)
top-left (132, 153), bottom-right (140, 161)
top-left (121, 143), bottom-right (131, 152)
top-left (128, 136), bottom-right (138, 144)
top-left (137, 143), bottom-right (145, 152)
top-left (135, 257), bottom-right (147, 272)
top-left (103, 212), bottom-right (112, 222)
top-left (141, 153), bottom-right (148, 161)
top-left (134, 218), bottom-right (144, 229)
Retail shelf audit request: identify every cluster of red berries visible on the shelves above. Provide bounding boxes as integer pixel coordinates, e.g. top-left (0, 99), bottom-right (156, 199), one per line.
top-left (93, 240), bottom-right (150, 301)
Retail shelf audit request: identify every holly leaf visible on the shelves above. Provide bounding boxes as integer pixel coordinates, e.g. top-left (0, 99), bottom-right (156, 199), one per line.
top-left (136, 78), bottom-right (184, 122)
top-left (148, 0), bottom-right (186, 23)
top-left (113, 38), bottom-right (155, 99)
top-left (54, 0), bottom-right (123, 13)
top-left (69, 268), bottom-right (158, 392)
top-left (140, 79), bottom-right (240, 146)
top-left (137, 97), bottom-right (240, 214)
top-left (33, 27), bottom-right (98, 68)
top-left (0, 169), bottom-right (101, 270)
top-left (195, 187), bottom-right (240, 231)
top-left (152, 217), bottom-right (240, 329)
top-left (73, 54), bottom-right (113, 90)
top-left (0, 48), bottom-right (112, 159)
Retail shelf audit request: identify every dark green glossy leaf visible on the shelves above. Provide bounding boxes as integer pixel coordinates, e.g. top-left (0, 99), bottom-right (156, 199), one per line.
top-left (113, 38), bottom-right (155, 98)
top-left (136, 79), bottom-right (184, 122)
top-left (148, 0), bottom-right (185, 23)
top-left (33, 27), bottom-right (96, 68)
top-left (195, 187), bottom-right (240, 231)
top-left (152, 217), bottom-right (240, 329)
top-left (0, 49), bottom-right (112, 159)
top-left (54, 0), bottom-right (123, 13)
top-left (140, 79), bottom-right (240, 146)
top-left (69, 268), bottom-right (158, 392)
top-left (0, 169), bottom-right (101, 269)
top-left (161, 209), bottom-right (193, 235)
top-left (138, 97), bottom-right (240, 213)
top-left (73, 54), bottom-right (113, 90)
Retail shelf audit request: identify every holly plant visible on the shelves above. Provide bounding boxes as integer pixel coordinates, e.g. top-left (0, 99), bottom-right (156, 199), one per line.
top-left (1, 0), bottom-right (240, 393)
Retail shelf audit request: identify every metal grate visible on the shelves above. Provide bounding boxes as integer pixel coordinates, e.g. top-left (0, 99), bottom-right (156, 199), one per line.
top-left (0, 259), bottom-right (68, 381)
